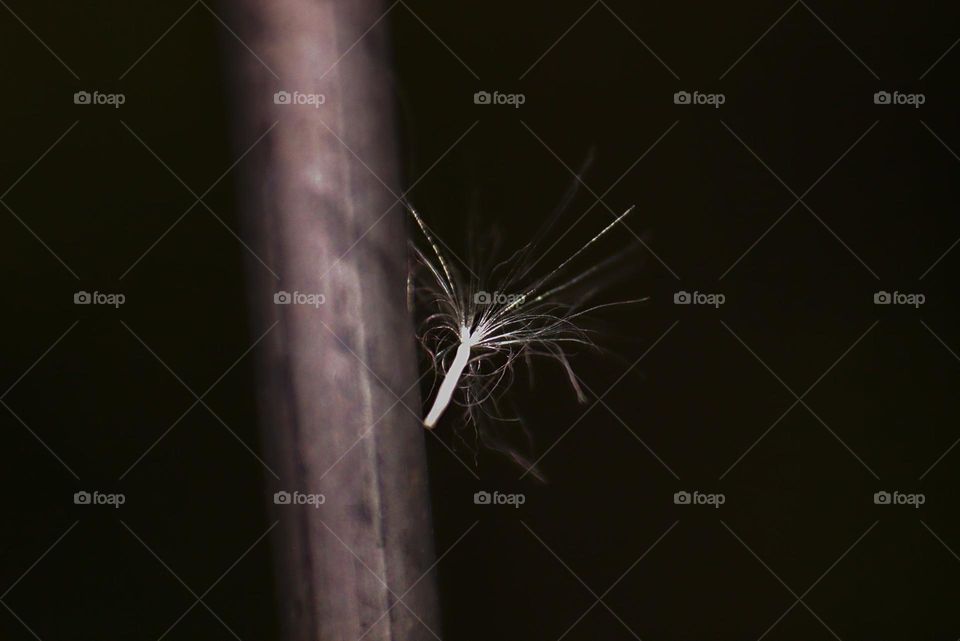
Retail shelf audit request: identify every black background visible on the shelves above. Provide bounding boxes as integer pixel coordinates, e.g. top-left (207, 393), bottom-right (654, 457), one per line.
top-left (2, 1), bottom-right (960, 640)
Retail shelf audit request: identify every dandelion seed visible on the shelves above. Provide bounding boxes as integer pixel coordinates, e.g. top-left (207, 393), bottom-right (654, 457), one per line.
top-left (409, 203), bottom-right (645, 435)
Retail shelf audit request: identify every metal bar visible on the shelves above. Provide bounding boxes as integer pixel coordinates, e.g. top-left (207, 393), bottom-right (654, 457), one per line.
top-left (218, 2), bottom-right (440, 639)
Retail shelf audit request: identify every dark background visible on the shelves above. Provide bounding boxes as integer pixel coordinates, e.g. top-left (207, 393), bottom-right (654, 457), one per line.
top-left (2, 1), bottom-right (960, 639)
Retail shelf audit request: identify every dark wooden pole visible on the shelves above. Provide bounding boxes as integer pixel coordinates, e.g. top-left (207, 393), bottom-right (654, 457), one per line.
top-left (218, 2), bottom-right (440, 639)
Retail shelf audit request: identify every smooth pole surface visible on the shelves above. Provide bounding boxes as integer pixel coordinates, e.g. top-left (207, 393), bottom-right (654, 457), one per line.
top-left (219, 2), bottom-right (440, 639)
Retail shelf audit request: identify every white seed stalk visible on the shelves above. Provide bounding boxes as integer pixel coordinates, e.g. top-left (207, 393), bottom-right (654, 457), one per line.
top-left (424, 327), bottom-right (473, 428)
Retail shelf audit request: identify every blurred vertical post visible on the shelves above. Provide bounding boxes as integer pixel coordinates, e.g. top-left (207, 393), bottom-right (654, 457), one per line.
top-left (218, 1), bottom-right (440, 640)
